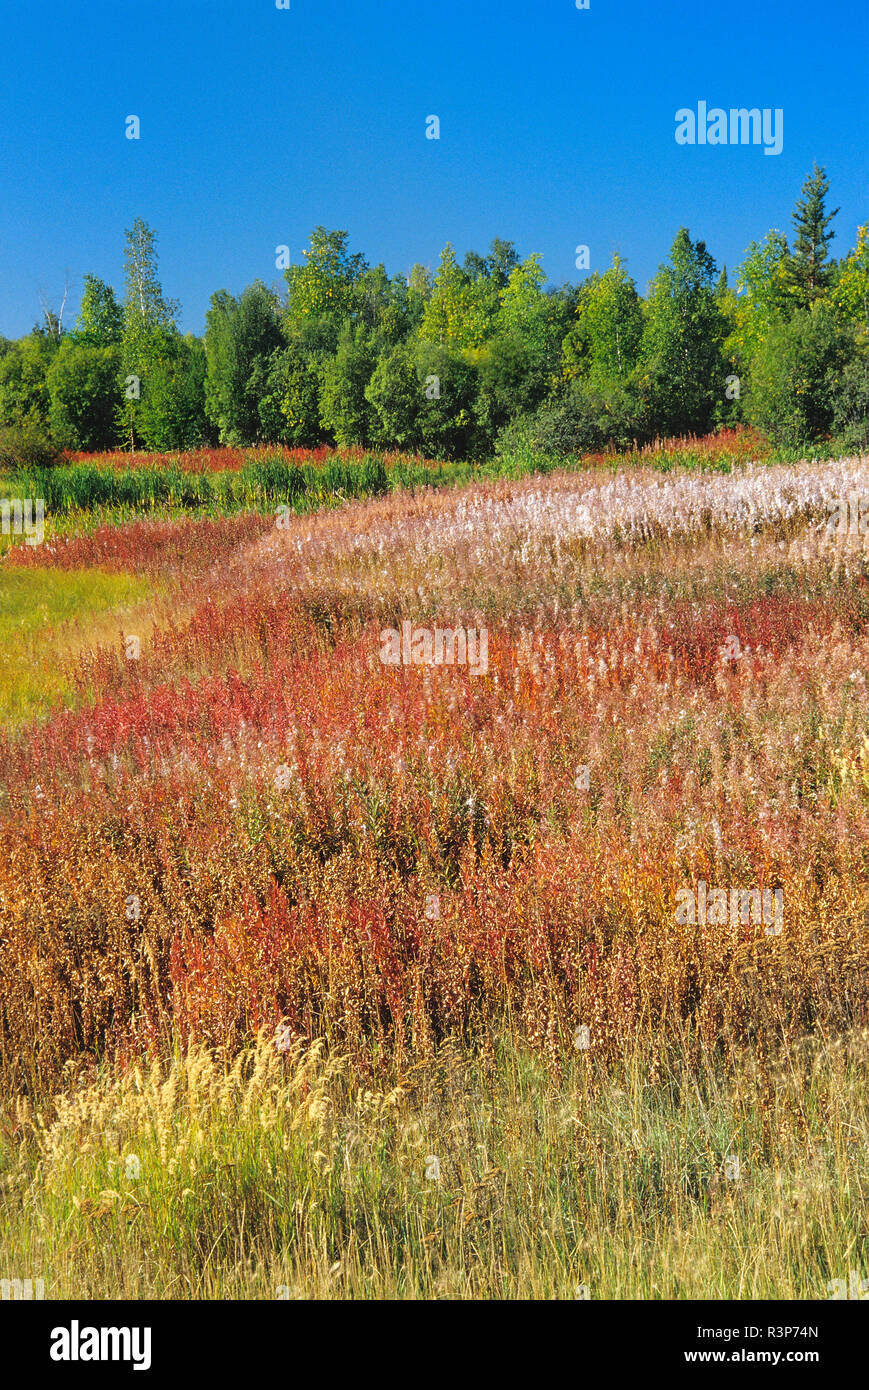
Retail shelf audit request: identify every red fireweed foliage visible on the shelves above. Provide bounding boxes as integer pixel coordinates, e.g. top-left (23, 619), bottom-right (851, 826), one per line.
top-left (62, 444), bottom-right (448, 474)
top-left (1, 513), bottom-right (274, 574)
top-left (60, 427), bottom-right (769, 475)
top-left (0, 459), bottom-right (867, 1090)
top-left (637, 426), bottom-right (770, 461)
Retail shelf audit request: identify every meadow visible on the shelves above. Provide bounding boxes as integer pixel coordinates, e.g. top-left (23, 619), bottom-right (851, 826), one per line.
top-left (0, 436), bottom-right (867, 1299)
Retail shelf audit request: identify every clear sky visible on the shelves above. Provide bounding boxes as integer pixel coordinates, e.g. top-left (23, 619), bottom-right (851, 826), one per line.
top-left (1, 0), bottom-right (866, 337)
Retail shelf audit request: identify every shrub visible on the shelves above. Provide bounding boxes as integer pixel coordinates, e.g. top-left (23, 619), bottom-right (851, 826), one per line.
top-left (365, 343), bottom-right (423, 450)
top-left (318, 325), bottom-right (378, 447)
top-left (0, 419), bottom-right (63, 470)
top-left (830, 353), bottom-right (869, 449)
top-left (495, 379), bottom-right (647, 463)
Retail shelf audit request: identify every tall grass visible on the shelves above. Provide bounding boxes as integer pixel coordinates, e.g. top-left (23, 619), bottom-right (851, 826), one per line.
top-left (6, 452), bottom-right (396, 519)
top-left (1, 1028), bottom-right (865, 1299)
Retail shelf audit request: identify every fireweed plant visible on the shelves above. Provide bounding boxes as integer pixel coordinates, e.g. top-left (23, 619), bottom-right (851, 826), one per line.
top-left (0, 448), bottom-right (866, 1298)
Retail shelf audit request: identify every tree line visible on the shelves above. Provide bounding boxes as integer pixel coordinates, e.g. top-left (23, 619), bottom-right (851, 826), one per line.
top-left (1, 163), bottom-right (866, 466)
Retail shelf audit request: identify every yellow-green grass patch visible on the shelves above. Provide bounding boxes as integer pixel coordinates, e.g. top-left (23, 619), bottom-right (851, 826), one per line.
top-left (0, 567), bottom-right (157, 725)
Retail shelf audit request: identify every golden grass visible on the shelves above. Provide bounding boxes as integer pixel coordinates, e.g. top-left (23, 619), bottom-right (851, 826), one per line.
top-left (1, 1028), bottom-right (865, 1299)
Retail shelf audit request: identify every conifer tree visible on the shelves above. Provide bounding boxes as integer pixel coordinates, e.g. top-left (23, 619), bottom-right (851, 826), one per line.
top-left (790, 163), bottom-right (839, 308)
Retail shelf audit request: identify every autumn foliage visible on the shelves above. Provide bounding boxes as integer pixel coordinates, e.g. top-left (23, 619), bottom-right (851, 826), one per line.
top-left (1, 456), bottom-right (867, 1093)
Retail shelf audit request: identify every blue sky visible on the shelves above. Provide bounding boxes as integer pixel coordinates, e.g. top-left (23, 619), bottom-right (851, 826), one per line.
top-left (1, 0), bottom-right (866, 337)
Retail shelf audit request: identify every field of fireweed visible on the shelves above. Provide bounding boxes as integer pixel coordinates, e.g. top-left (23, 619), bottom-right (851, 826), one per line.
top-left (1, 453), bottom-right (868, 1299)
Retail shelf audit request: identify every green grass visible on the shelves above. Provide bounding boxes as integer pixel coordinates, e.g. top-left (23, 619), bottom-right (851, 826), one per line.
top-left (0, 567), bottom-right (155, 723)
top-left (1, 1028), bottom-right (864, 1299)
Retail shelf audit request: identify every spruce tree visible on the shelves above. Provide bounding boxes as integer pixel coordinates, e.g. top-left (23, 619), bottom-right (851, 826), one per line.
top-left (790, 163), bottom-right (839, 308)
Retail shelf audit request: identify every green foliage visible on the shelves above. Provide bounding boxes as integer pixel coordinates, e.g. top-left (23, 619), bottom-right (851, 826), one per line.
top-left (496, 376), bottom-right (647, 462)
top-left (318, 324), bottom-right (378, 447)
top-left (284, 228), bottom-right (367, 351)
top-left (562, 254), bottom-right (644, 389)
top-left (354, 265), bottom-right (410, 346)
top-left (473, 255), bottom-right (569, 443)
top-left (713, 267), bottom-right (744, 427)
top-left (498, 254), bottom-right (559, 362)
top-left (134, 336), bottom-right (212, 451)
top-left (256, 347), bottom-right (294, 444)
top-left (47, 343), bottom-right (121, 451)
top-left (789, 163), bottom-right (839, 309)
top-left (419, 244), bottom-right (498, 350)
top-left (747, 301), bottom-right (852, 445)
top-left (830, 352), bottom-right (869, 447)
top-left (364, 340), bottom-right (482, 458)
top-left (275, 347), bottom-right (324, 447)
top-left (73, 275), bottom-right (123, 347)
top-left (364, 342), bottom-right (423, 449)
top-left (731, 232), bottom-right (793, 364)
top-left (122, 219), bottom-right (178, 331)
top-left (118, 219), bottom-right (181, 449)
top-left (463, 238), bottom-right (520, 287)
top-left (11, 450), bottom-right (395, 520)
top-left (0, 182), bottom-right (865, 463)
top-left (404, 264), bottom-right (432, 332)
top-left (476, 332), bottom-right (548, 444)
top-left (831, 225), bottom-right (869, 341)
top-left (640, 228), bottom-right (728, 436)
top-left (205, 283), bottom-right (283, 444)
top-left (0, 419), bottom-right (62, 469)
top-left (414, 342), bottom-right (481, 458)
top-left (0, 331), bottom-right (56, 432)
